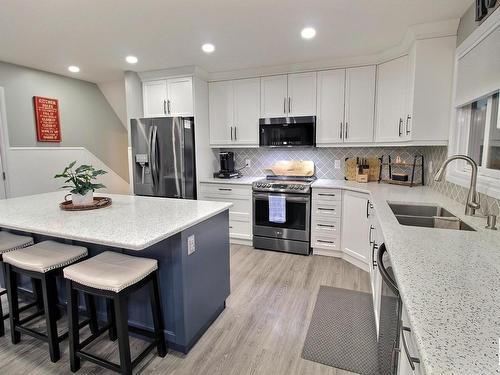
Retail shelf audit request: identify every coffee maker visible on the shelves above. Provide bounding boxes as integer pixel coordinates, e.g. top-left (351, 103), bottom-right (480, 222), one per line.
top-left (214, 152), bottom-right (242, 179)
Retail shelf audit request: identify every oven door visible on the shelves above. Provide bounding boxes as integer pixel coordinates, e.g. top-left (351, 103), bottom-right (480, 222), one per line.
top-left (253, 192), bottom-right (310, 242)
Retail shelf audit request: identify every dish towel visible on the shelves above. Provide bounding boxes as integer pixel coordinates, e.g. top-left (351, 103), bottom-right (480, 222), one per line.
top-left (269, 195), bottom-right (286, 224)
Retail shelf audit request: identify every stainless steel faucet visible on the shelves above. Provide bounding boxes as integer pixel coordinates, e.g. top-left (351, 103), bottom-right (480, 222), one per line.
top-left (434, 155), bottom-right (480, 216)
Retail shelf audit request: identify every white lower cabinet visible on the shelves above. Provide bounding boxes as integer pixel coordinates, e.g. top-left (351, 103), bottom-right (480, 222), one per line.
top-left (398, 307), bottom-right (423, 375)
top-left (311, 189), bottom-right (342, 256)
top-left (341, 190), bottom-right (371, 270)
top-left (198, 183), bottom-right (252, 242)
top-left (368, 201), bottom-right (383, 336)
top-left (311, 188), bottom-right (372, 272)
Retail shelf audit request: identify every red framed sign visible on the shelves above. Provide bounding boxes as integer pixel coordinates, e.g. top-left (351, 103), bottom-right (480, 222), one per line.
top-left (33, 96), bottom-right (61, 142)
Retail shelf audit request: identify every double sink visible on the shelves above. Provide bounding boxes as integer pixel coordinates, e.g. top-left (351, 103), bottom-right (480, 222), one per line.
top-left (389, 203), bottom-right (475, 231)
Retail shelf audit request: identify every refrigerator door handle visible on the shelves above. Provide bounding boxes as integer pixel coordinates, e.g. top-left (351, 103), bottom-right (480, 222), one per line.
top-left (151, 125), bottom-right (159, 191)
top-left (148, 126), bottom-right (155, 189)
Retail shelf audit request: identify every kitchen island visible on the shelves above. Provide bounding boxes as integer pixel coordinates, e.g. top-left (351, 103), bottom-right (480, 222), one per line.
top-left (0, 192), bottom-right (232, 353)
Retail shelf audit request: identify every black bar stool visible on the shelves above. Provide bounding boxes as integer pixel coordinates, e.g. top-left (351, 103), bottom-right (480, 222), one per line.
top-left (63, 251), bottom-right (166, 375)
top-left (3, 240), bottom-right (96, 362)
top-left (0, 231), bottom-right (41, 337)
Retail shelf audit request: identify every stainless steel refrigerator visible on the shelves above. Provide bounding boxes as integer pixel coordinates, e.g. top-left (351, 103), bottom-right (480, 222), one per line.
top-left (130, 117), bottom-right (196, 199)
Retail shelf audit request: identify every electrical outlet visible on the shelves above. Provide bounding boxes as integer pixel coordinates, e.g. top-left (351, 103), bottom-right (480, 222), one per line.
top-left (245, 159), bottom-right (252, 168)
top-left (334, 160), bottom-right (341, 169)
top-left (187, 235), bottom-right (196, 255)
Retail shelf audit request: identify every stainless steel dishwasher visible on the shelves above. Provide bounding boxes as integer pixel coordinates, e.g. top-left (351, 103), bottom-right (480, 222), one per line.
top-left (377, 243), bottom-right (402, 375)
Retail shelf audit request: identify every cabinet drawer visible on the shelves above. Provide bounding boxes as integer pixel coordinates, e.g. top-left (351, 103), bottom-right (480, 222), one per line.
top-left (312, 235), bottom-right (340, 251)
top-left (229, 211), bottom-right (251, 223)
top-left (312, 202), bottom-right (341, 219)
top-left (313, 188), bottom-right (342, 203)
top-left (199, 183), bottom-right (251, 198)
top-left (229, 220), bottom-right (252, 240)
top-left (312, 218), bottom-right (341, 236)
top-left (200, 195), bottom-right (251, 215)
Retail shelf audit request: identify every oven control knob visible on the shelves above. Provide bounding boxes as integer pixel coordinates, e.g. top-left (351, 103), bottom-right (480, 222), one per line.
top-left (299, 186), bottom-right (305, 190)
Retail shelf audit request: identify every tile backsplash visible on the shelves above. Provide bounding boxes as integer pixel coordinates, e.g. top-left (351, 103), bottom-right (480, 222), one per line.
top-left (215, 145), bottom-right (500, 216)
top-left (217, 146), bottom-right (428, 181)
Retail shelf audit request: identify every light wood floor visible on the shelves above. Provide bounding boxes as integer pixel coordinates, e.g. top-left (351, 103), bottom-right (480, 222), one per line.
top-left (0, 245), bottom-right (371, 375)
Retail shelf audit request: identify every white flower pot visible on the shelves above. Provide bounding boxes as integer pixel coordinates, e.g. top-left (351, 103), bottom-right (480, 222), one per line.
top-left (71, 191), bottom-right (94, 206)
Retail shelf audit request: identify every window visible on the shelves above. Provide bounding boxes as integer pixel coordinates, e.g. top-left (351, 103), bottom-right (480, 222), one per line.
top-left (456, 92), bottom-right (500, 176)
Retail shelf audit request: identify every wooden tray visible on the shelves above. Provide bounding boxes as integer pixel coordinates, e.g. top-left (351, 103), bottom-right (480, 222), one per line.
top-left (60, 197), bottom-right (112, 211)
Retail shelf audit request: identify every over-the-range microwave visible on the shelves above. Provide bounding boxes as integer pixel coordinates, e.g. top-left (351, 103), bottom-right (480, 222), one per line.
top-left (259, 116), bottom-right (316, 147)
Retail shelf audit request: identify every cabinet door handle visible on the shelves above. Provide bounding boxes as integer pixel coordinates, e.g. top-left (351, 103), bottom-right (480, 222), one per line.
top-left (167, 99), bottom-right (171, 114)
top-left (401, 326), bottom-right (420, 370)
top-left (366, 200), bottom-right (370, 218)
top-left (163, 100), bottom-right (167, 115)
top-left (230, 126), bottom-right (233, 141)
top-left (344, 122), bottom-right (348, 139)
top-left (283, 97), bottom-right (286, 114)
top-left (340, 122), bottom-right (343, 139)
top-left (288, 97), bottom-right (291, 114)
top-left (218, 188), bottom-right (232, 191)
top-left (317, 240), bottom-right (334, 244)
top-left (406, 114), bottom-right (411, 135)
top-left (318, 193), bottom-right (336, 197)
top-left (369, 225), bottom-right (374, 245)
top-left (234, 126), bottom-right (237, 141)
top-left (398, 118), bottom-right (403, 137)
top-left (317, 224), bottom-right (335, 228)
top-left (318, 208), bottom-right (335, 212)
top-left (371, 242), bottom-right (378, 268)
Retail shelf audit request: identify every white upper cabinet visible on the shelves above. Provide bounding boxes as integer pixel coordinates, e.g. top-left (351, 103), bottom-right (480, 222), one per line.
top-left (209, 80), bottom-right (233, 145)
top-left (375, 55), bottom-right (409, 142)
top-left (143, 77), bottom-right (194, 117)
top-left (344, 66), bottom-right (376, 143)
top-left (408, 36), bottom-right (456, 143)
top-left (143, 80), bottom-right (168, 117)
top-left (166, 77), bottom-right (193, 116)
top-left (287, 72), bottom-right (317, 116)
top-left (260, 75), bottom-right (288, 117)
top-left (233, 78), bottom-right (260, 144)
top-left (209, 78), bottom-right (260, 146)
top-left (260, 73), bottom-right (317, 117)
top-left (316, 69), bottom-right (346, 144)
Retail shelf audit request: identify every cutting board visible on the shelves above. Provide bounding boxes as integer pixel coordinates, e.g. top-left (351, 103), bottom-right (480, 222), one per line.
top-left (265, 160), bottom-right (315, 177)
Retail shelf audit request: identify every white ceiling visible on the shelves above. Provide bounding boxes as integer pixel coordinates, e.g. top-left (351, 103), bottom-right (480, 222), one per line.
top-left (0, 0), bottom-right (472, 83)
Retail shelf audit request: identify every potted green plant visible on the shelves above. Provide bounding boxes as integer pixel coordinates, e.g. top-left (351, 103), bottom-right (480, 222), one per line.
top-left (54, 161), bottom-right (107, 206)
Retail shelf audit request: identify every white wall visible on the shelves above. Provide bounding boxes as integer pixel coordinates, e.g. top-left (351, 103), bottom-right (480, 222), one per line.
top-left (6, 147), bottom-right (129, 198)
top-left (98, 79), bottom-right (128, 129)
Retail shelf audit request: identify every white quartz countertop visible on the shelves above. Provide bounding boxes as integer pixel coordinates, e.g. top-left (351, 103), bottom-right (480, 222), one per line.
top-left (199, 177), bottom-right (263, 185)
top-left (312, 179), bottom-right (500, 375)
top-left (0, 192), bottom-right (232, 251)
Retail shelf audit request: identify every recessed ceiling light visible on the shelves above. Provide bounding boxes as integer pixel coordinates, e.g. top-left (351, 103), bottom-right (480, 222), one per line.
top-left (125, 55), bottom-right (138, 64)
top-left (202, 43), bottom-right (215, 54)
top-left (301, 27), bottom-right (316, 40)
top-left (68, 65), bottom-right (80, 73)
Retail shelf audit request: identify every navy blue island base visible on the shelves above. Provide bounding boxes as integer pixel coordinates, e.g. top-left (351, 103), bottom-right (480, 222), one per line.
top-left (0, 210), bottom-right (231, 354)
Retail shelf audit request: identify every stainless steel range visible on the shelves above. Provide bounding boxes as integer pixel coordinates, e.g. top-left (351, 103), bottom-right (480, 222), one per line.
top-left (252, 176), bottom-right (315, 255)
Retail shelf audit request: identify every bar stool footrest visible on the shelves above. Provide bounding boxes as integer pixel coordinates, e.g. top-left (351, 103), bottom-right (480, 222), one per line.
top-left (76, 323), bottom-right (160, 373)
